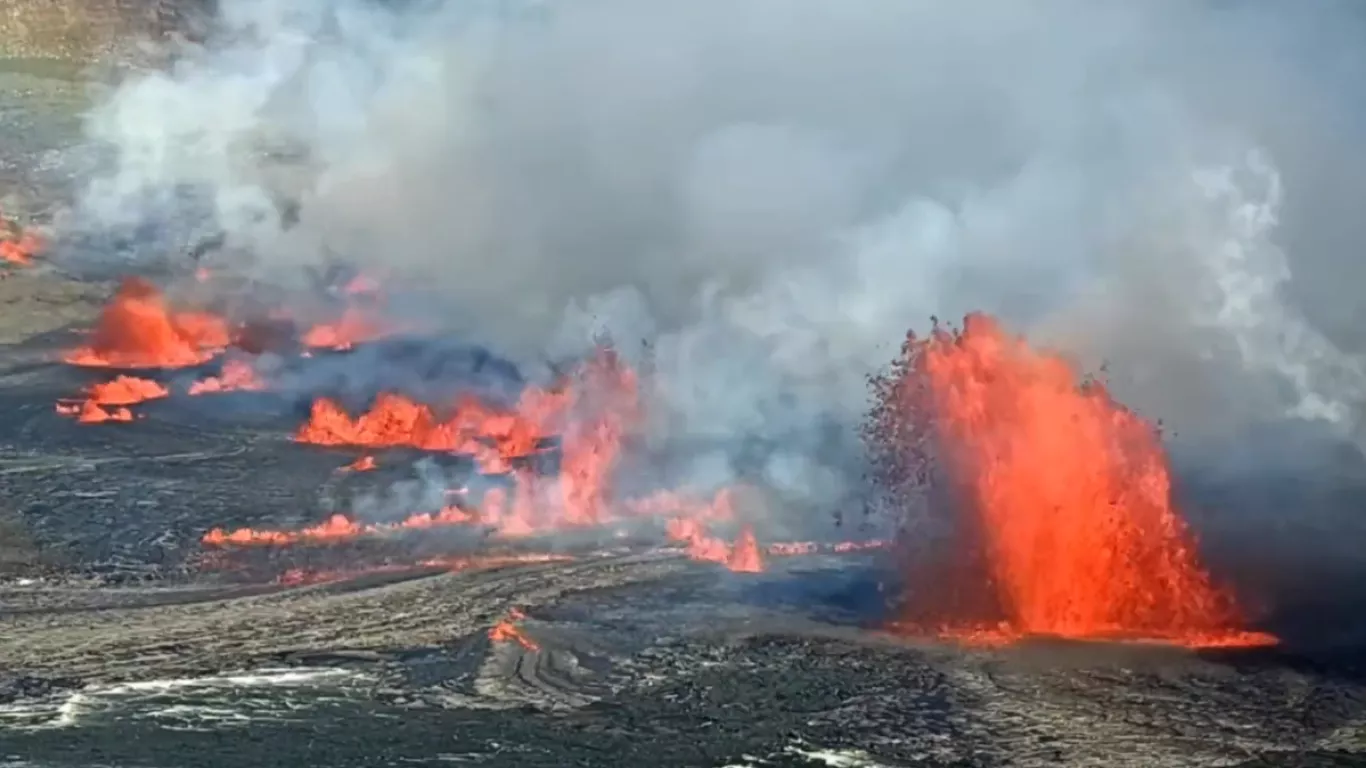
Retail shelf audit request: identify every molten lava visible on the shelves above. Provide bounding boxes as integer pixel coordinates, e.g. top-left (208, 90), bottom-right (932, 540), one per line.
top-left (339, 455), bottom-right (378, 473)
top-left (56, 400), bottom-right (134, 424)
top-left (85, 375), bottom-right (169, 406)
top-left (0, 210), bottom-right (40, 266)
top-left (0, 232), bottom-right (40, 266)
top-left (867, 313), bottom-right (1275, 648)
top-left (65, 278), bottom-right (230, 368)
top-left (489, 608), bottom-right (540, 651)
top-left (301, 307), bottom-right (392, 351)
top-left (188, 358), bottom-right (266, 395)
top-left (727, 525), bottom-right (765, 573)
top-left (55, 375), bottom-right (167, 424)
top-left (295, 345), bottom-right (638, 531)
top-left (659, 491), bottom-right (766, 573)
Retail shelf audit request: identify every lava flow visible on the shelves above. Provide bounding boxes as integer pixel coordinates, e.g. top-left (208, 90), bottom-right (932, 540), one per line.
top-left (868, 312), bottom-right (1276, 648)
top-left (0, 212), bottom-right (41, 266)
top-left (489, 608), bottom-right (540, 651)
top-left (55, 400), bottom-right (133, 424)
top-left (65, 278), bottom-right (231, 368)
top-left (664, 520), bottom-right (767, 573)
top-left (55, 375), bottom-right (169, 424)
top-left (338, 455), bottom-right (378, 473)
top-left (301, 306), bottom-right (392, 351)
top-left (188, 358), bottom-right (266, 395)
top-left (296, 345), bottom-right (638, 529)
top-left (84, 375), bottom-right (169, 405)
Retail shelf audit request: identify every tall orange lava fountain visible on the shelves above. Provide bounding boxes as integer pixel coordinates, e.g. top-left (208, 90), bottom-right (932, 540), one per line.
top-left (867, 313), bottom-right (1274, 647)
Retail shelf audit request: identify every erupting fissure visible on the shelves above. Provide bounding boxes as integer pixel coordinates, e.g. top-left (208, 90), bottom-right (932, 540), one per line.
top-left (292, 345), bottom-right (640, 529)
top-left (65, 278), bottom-right (230, 368)
top-left (867, 312), bottom-right (1276, 648)
top-left (0, 209), bottom-right (41, 267)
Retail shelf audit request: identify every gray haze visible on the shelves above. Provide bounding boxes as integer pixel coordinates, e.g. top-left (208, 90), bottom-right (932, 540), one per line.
top-left (62, 0), bottom-right (1366, 533)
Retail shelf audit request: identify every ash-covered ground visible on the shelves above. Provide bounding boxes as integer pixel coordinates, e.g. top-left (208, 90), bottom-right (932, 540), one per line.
top-left (0, 269), bottom-right (1362, 768)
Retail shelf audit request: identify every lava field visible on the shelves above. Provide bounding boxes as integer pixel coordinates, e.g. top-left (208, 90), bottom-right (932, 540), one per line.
top-left (0, 253), bottom-right (1362, 767)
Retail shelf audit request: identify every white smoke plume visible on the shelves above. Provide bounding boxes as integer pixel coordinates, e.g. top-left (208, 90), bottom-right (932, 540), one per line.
top-left (62, 0), bottom-right (1366, 536)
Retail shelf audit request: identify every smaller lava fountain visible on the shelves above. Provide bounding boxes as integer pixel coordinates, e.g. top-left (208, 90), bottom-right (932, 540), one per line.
top-left (867, 312), bottom-right (1276, 648)
top-left (55, 375), bottom-right (169, 423)
top-left (0, 209), bottom-right (42, 267)
top-left (64, 278), bottom-right (231, 368)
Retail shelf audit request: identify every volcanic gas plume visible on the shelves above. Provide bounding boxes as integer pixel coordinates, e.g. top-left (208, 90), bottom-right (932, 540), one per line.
top-left (867, 313), bottom-right (1276, 648)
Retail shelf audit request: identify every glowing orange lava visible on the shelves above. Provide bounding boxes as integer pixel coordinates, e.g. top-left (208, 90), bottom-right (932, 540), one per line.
top-left (86, 375), bottom-right (170, 405)
top-left (56, 400), bottom-right (134, 424)
top-left (0, 210), bottom-right (40, 266)
top-left (867, 313), bottom-right (1276, 648)
top-left (489, 608), bottom-right (540, 651)
top-left (0, 232), bottom-right (39, 266)
top-left (660, 493), bottom-right (767, 573)
top-left (188, 358), bottom-right (266, 395)
top-left (339, 455), bottom-right (378, 472)
top-left (65, 278), bottom-right (230, 368)
top-left (295, 345), bottom-right (638, 531)
top-left (55, 375), bottom-right (167, 424)
top-left (301, 307), bottom-right (391, 351)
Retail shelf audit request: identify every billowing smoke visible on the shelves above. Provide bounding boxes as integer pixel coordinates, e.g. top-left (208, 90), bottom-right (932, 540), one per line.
top-left (60, 0), bottom-right (1366, 542)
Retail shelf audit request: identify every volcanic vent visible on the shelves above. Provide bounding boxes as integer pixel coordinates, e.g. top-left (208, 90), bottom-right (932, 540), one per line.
top-left (867, 313), bottom-right (1275, 648)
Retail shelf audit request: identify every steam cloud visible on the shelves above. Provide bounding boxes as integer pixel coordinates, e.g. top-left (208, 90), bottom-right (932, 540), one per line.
top-left (61, 0), bottom-right (1366, 537)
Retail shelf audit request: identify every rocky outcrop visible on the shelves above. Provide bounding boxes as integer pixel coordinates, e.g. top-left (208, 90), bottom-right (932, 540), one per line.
top-left (0, 0), bottom-right (212, 62)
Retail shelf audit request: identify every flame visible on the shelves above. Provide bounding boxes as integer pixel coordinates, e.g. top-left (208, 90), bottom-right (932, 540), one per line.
top-left (65, 278), bottom-right (230, 368)
top-left (488, 608), bottom-right (540, 651)
top-left (867, 313), bottom-right (1275, 648)
top-left (188, 358), bottom-right (266, 395)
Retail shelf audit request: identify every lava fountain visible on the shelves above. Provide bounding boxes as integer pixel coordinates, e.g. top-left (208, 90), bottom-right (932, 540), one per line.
top-left (867, 312), bottom-right (1276, 648)
top-left (65, 278), bottom-right (230, 368)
